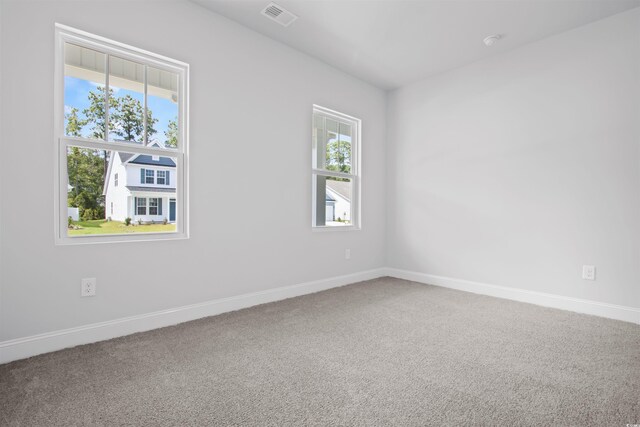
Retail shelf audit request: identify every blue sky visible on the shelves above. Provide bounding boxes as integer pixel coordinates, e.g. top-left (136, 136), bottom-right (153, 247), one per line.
top-left (64, 76), bottom-right (177, 145)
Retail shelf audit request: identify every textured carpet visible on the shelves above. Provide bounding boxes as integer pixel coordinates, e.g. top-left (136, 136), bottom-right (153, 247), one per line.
top-left (1, 277), bottom-right (639, 426)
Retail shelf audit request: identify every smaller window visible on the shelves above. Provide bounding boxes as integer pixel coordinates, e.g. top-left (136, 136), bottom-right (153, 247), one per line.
top-left (145, 169), bottom-right (154, 184)
top-left (149, 198), bottom-right (159, 215)
top-left (136, 197), bottom-right (147, 215)
top-left (312, 106), bottom-right (360, 229)
top-left (157, 170), bottom-right (166, 185)
top-left (114, 173), bottom-right (118, 187)
top-left (110, 202), bottom-right (113, 215)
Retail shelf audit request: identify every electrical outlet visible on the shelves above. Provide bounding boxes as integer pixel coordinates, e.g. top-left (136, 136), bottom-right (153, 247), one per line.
top-left (345, 249), bottom-right (351, 260)
top-left (582, 265), bottom-right (595, 281)
top-left (81, 278), bottom-right (96, 297)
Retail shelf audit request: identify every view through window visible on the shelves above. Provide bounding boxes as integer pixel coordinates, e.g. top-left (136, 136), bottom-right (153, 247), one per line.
top-left (56, 25), bottom-right (188, 242)
top-left (312, 106), bottom-right (360, 228)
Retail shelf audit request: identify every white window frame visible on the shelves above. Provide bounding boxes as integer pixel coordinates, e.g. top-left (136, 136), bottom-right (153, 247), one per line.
top-left (311, 105), bottom-right (361, 231)
top-left (54, 24), bottom-right (189, 244)
top-left (157, 170), bottom-right (166, 185)
top-left (114, 173), bottom-right (118, 187)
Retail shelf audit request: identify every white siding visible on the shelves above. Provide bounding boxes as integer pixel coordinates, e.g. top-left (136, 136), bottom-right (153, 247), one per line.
top-left (104, 158), bottom-right (131, 222)
top-left (126, 164), bottom-right (176, 189)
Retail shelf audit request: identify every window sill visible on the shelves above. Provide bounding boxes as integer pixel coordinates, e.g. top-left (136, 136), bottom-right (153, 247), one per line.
top-left (55, 231), bottom-right (188, 245)
top-left (312, 225), bottom-right (361, 233)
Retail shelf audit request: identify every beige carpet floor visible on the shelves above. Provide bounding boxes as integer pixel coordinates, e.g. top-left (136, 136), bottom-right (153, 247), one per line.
top-left (1, 277), bottom-right (639, 426)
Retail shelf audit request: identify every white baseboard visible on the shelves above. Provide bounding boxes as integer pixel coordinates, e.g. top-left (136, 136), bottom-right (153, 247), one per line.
top-left (0, 268), bottom-right (386, 364)
top-left (384, 268), bottom-right (640, 325)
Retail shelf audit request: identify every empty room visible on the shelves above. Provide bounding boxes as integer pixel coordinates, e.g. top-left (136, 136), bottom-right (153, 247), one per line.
top-left (1, 0), bottom-right (639, 425)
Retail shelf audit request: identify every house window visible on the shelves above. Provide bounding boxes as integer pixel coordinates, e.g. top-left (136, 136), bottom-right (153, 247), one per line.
top-left (157, 170), bottom-right (166, 185)
top-left (136, 197), bottom-right (147, 215)
top-left (149, 198), bottom-right (161, 215)
top-left (55, 24), bottom-right (189, 243)
top-left (312, 106), bottom-right (360, 229)
top-left (110, 202), bottom-right (113, 215)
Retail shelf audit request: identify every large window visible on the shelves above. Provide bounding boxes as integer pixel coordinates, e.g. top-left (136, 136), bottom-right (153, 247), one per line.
top-left (312, 106), bottom-right (360, 229)
top-left (55, 24), bottom-right (189, 243)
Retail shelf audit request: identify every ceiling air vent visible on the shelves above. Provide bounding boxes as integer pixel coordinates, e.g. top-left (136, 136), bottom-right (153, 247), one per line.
top-left (261, 2), bottom-right (298, 27)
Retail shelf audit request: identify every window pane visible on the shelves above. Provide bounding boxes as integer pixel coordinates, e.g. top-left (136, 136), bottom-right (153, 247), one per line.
top-left (312, 114), bottom-right (353, 174)
top-left (64, 43), bottom-right (106, 139)
top-left (147, 66), bottom-right (179, 149)
top-left (67, 147), bottom-right (177, 236)
top-left (108, 56), bottom-right (145, 143)
top-left (313, 175), bottom-right (352, 227)
top-left (148, 198), bottom-right (158, 215)
top-left (325, 120), bottom-right (352, 174)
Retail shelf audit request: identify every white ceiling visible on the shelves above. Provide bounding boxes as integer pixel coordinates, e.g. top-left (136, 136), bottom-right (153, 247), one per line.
top-left (192, 0), bottom-right (640, 90)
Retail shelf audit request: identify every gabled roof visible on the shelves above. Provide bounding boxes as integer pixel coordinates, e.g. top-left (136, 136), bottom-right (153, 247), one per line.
top-left (123, 140), bottom-right (176, 167)
top-left (119, 152), bottom-right (135, 163)
top-left (326, 179), bottom-right (351, 202)
top-left (128, 155), bottom-right (176, 167)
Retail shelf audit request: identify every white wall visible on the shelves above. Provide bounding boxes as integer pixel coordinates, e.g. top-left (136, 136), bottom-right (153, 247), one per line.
top-left (0, 0), bottom-right (386, 341)
top-left (387, 8), bottom-right (640, 308)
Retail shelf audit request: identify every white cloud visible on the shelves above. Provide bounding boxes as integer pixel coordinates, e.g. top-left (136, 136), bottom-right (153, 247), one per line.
top-left (88, 81), bottom-right (120, 93)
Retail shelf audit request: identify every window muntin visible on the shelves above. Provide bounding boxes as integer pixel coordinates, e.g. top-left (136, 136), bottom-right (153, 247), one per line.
top-left (55, 24), bottom-right (188, 244)
top-left (145, 169), bottom-right (154, 184)
top-left (312, 106), bottom-right (360, 229)
top-left (157, 170), bottom-right (166, 185)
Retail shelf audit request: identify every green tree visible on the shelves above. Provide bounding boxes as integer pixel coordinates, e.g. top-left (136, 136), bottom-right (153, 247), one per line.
top-left (83, 86), bottom-right (115, 180)
top-left (65, 107), bottom-right (86, 137)
top-left (111, 94), bottom-right (157, 142)
top-left (113, 94), bottom-right (143, 141)
top-left (66, 148), bottom-right (106, 219)
top-left (165, 118), bottom-right (178, 147)
top-left (326, 138), bottom-right (351, 174)
top-left (83, 86), bottom-right (114, 140)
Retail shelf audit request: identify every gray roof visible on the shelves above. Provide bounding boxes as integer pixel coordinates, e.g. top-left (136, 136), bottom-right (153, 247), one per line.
top-left (326, 179), bottom-right (351, 202)
top-left (117, 141), bottom-right (176, 167)
top-left (128, 155), bottom-right (176, 167)
top-left (118, 152), bottom-right (135, 163)
top-left (126, 186), bottom-right (177, 193)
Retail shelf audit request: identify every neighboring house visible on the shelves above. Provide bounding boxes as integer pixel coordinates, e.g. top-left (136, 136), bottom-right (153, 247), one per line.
top-left (325, 179), bottom-right (351, 223)
top-left (67, 184), bottom-right (79, 220)
top-left (103, 141), bottom-right (177, 223)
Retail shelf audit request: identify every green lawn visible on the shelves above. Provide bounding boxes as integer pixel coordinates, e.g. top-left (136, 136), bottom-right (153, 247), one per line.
top-left (68, 220), bottom-right (176, 236)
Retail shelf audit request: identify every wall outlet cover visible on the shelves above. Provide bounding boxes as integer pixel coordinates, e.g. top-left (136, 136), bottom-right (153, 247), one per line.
top-left (582, 265), bottom-right (595, 281)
